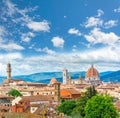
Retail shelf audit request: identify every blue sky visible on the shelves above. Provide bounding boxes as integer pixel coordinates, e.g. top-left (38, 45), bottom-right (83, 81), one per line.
top-left (0, 0), bottom-right (120, 76)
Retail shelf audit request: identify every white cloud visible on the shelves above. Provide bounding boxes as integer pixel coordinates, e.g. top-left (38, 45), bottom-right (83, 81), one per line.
top-left (17, 46), bottom-right (120, 72)
top-left (72, 49), bottom-right (77, 52)
top-left (68, 28), bottom-right (81, 36)
top-left (35, 47), bottom-right (56, 55)
top-left (4, 0), bottom-right (16, 17)
top-left (0, 1), bottom-right (120, 76)
top-left (34, 48), bottom-right (42, 52)
top-left (51, 36), bottom-right (65, 48)
top-left (85, 17), bottom-right (103, 28)
top-left (72, 45), bottom-right (77, 52)
top-left (43, 47), bottom-right (55, 55)
top-left (84, 28), bottom-right (120, 45)
top-left (2, 0), bottom-right (36, 23)
top-left (2, 0), bottom-right (45, 35)
top-left (27, 21), bottom-right (50, 32)
top-left (0, 53), bottom-right (23, 61)
top-left (73, 45), bottom-right (77, 48)
top-left (79, 41), bottom-right (91, 48)
top-left (0, 52), bottom-right (23, 76)
top-left (29, 44), bottom-right (35, 49)
top-left (0, 26), bottom-right (6, 37)
top-left (104, 20), bottom-right (118, 29)
top-left (0, 0), bottom-right (51, 51)
top-left (97, 9), bottom-right (104, 17)
top-left (0, 43), bottom-right (24, 51)
top-left (78, 47), bottom-right (120, 63)
top-left (114, 7), bottom-right (120, 13)
top-left (64, 16), bottom-right (67, 18)
top-left (0, 26), bottom-right (24, 51)
top-left (21, 32), bottom-right (35, 42)
top-left (0, 26), bottom-right (7, 44)
top-left (84, 9), bottom-right (116, 29)
top-left (0, 44), bottom-right (120, 76)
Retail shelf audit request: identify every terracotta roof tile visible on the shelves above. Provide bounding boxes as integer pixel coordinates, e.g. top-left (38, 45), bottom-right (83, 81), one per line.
top-left (21, 95), bottom-right (54, 102)
top-left (61, 88), bottom-right (80, 95)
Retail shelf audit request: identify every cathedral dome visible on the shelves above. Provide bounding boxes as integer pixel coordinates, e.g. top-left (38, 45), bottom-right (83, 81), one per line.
top-left (50, 78), bottom-right (58, 84)
top-left (86, 65), bottom-right (99, 78)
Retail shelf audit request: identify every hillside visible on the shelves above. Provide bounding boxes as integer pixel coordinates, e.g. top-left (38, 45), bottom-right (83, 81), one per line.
top-left (13, 71), bottom-right (85, 83)
top-left (100, 70), bottom-right (120, 82)
top-left (0, 70), bottom-right (120, 84)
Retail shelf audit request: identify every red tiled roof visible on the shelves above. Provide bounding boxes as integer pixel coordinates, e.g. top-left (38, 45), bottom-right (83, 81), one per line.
top-left (21, 95), bottom-right (54, 102)
top-left (86, 65), bottom-right (99, 78)
top-left (114, 100), bottom-right (120, 110)
top-left (61, 88), bottom-right (80, 95)
top-left (0, 95), bottom-right (14, 99)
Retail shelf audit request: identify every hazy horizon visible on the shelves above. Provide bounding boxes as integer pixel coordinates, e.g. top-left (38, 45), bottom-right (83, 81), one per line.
top-left (0, 69), bottom-right (119, 77)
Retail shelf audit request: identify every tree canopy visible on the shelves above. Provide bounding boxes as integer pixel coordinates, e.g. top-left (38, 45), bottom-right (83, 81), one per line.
top-left (85, 95), bottom-right (118, 118)
top-left (57, 86), bottom-right (118, 118)
top-left (57, 100), bottom-right (76, 116)
top-left (72, 86), bottom-right (97, 117)
top-left (7, 88), bottom-right (23, 97)
top-left (85, 85), bottom-right (97, 99)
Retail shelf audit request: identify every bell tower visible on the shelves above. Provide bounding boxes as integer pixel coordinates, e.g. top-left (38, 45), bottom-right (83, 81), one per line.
top-left (6, 63), bottom-right (11, 80)
top-left (63, 68), bottom-right (68, 84)
top-left (54, 82), bottom-right (60, 102)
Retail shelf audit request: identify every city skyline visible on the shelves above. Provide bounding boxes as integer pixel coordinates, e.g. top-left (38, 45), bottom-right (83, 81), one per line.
top-left (0, 0), bottom-right (120, 76)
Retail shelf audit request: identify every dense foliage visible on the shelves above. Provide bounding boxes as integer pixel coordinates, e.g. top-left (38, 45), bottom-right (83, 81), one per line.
top-left (85, 95), bottom-right (118, 118)
top-left (57, 100), bottom-right (76, 116)
top-left (85, 85), bottom-right (97, 99)
top-left (72, 86), bottom-right (97, 117)
top-left (7, 88), bottom-right (23, 97)
top-left (58, 86), bottom-right (118, 118)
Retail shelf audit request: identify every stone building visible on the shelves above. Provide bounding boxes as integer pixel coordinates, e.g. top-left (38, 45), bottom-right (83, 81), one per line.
top-left (62, 68), bottom-right (69, 84)
top-left (4, 63), bottom-right (12, 84)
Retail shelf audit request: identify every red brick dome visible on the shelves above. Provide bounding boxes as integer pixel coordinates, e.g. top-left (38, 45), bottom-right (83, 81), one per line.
top-left (86, 65), bottom-right (99, 78)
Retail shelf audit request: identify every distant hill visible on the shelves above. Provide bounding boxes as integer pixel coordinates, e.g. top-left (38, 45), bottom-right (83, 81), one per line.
top-left (13, 72), bottom-right (63, 83)
top-left (100, 71), bottom-right (113, 76)
top-left (100, 70), bottom-right (120, 82)
top-left (13, 71), bottom-right (86, 84)
top-left (12, 70), bottom-right (120, 83)
top-left (0, 70), bottom-right (120, 84)
top-left (0, 77), bottom-right (4, 84)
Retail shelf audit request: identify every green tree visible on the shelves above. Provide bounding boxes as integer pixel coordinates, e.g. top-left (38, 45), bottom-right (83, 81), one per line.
top-left (72, 96), bottom-right (87, 117)
top-left (85, 95), bottom-right (118, 118)
top-left (85, 85), bottom-right (97, 99)
top-left (7, 88), bottom-right (23, 97)
top-left (72, 86), bottom-right (97, 117)
top-left (57, 100), bottom-right (76, 116)
top-left (61, 98), bottom-right (65, 103)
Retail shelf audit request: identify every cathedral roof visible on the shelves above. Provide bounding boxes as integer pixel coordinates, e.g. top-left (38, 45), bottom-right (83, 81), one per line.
top-left (86, 64), bottom-right (99, 78)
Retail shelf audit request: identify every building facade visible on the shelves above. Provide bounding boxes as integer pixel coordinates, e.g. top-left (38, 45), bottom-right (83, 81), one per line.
top-left (62, 68), bottom-right (69, 84)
